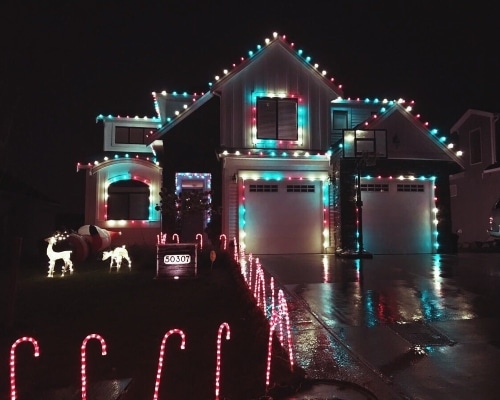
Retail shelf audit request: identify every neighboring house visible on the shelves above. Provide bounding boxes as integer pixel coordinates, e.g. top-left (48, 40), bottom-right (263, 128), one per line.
top-left (143, 33), bottom-right (464, 255)
top-left (449, 109), bottom-right (500, 247)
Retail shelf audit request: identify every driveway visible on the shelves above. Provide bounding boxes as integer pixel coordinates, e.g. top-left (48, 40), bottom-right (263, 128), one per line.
top-left (257, 253), bottom-right (500, 400)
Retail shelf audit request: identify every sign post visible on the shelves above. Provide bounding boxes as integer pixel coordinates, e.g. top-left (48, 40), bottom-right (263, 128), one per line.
top-left (156, 243), bottom-right (198, 279)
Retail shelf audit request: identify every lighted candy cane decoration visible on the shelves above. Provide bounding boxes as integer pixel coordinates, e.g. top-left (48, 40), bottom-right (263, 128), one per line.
top-left (10, 337), bottom-right (40, 400)
top-left (265, 312), bottom-right (279, 392)
top-left (239, 241), bottom-right (246, 263)
top-left (172, 233), bottom-right (179, 244)
top-left (270, 277), bottom-right (275, 318)
top-left (233, 237), bottom-right (238, 263)
top-left (265, 295), bottom-right (295, 392)
top-left (277, 289), bottom-right (294, 370)
top-left (81, 334), bottom-right (107, 400)
top-left (254, 265), bottom-right (266, 313)
top-left (219, 234), bottom-right (227, 250)
top-left (215, 322), bottom-right (231, 400)
top-left (153, 329), bottom-right (186, 400)
top-left (157, 233), bottom-right (167, 245)
top-left (247, 256), bottom-right (254, 289)
top-left (196, 233), bottom-right (203, 250)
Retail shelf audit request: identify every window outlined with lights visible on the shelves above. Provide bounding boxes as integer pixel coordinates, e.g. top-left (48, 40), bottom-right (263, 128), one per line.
top-left (256, 97), bottom-right (298, 141)
top-left (107, 179), bottom-right (150, 220)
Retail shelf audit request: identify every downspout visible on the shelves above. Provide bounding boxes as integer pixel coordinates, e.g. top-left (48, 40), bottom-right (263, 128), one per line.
top-left (491, 113), bottom-right (499, 164)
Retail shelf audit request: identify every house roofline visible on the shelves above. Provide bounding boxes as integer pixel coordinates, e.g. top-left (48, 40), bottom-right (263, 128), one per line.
top-left (450, 109), bottom-right (496, 132)
top-left (145, 91), bottom-right (215, 144)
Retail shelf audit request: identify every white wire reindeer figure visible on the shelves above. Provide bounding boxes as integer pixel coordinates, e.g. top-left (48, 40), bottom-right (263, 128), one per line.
top-left (45, 236), bottom-right (73, 277)
top-left (102, 245), bottom-right (132, 272)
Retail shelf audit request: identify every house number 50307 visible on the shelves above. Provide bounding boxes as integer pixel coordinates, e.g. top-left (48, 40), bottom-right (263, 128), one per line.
top-left (164, 255), bottom-right (191, 264)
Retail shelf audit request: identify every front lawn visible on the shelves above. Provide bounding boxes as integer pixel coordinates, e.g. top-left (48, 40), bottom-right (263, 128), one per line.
top-left (0, 247), bottom-right (304, 399)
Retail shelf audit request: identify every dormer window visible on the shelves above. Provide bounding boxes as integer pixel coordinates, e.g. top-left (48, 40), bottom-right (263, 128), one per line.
top-left (256, 97), bottom-right (298, 141)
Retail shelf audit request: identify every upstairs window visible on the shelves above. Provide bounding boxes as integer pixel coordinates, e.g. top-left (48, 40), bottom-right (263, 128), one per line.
top-left (469, 129), bottom-right (481, 165)
top-left (332, 110), bottom-right (348, 134)
top-left (107, 180), bottom-right (150, 220)
top-left (115, 126), bottom-right (155, 144)
top-left (256, 97), bottom-right (298, 140)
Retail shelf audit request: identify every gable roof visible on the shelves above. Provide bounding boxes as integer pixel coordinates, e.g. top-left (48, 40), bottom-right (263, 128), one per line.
top-left (450, 108), bottom-right (497, 132)
top-left (146, 33), bottom-right (344, 144)
top-left (355, 100), bottom-right (465, 167)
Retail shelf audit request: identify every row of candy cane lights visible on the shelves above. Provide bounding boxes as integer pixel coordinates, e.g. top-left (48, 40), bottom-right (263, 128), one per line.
top-left (234, 238), bottom-right (295, 390)
top-left (9, 268), bottom-right (294, 400)
top-left (156, 233), bottom-right (228, 250)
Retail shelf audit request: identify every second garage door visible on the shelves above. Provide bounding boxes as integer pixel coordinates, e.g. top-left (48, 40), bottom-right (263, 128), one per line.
top-left (361, 179), bottom-right (434, 254)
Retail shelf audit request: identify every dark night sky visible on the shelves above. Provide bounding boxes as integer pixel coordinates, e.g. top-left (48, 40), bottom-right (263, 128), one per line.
top-left (1, 1), bottom-right (498, 215)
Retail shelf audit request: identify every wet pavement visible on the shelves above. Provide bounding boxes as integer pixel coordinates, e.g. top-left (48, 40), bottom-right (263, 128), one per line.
top-left (256, 253), bottom-right (500, 400)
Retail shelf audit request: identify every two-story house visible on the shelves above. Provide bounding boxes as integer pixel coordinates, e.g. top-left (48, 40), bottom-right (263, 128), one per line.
top-left (449, 109), bottom-right (500, 248)
top-left (143, 33), bottom-right (464, 255)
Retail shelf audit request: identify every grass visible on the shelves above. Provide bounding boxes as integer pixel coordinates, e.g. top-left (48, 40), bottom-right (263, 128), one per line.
top-left (0, 246), bottom-right (304, 400)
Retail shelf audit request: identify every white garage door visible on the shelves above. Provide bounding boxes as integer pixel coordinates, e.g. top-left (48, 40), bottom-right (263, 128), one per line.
top-left (361, 179), bottom-right (433, 254)
top-left (244, 180), bottom-right (323, 254)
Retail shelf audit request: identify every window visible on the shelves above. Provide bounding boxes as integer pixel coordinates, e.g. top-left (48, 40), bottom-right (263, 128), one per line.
top-left (450, 184), bottom-right (457, 197)
top-left (107, 180), bottom-right (150, 220)
top-left (256, 97), bottom-right (298, 140)
top-left (361, 184), bottom-right (389, 192)
top-left (115, 126), bottom-right (156, 144)
top-left (470, 129), bottom-right (481, 164)
top-left (249, 184), bottom-right (278, 192)
top-left (332, 110), bottom-right (348, 134)
top-left (397, 184), bottom-right (424, 192)
top-left (286, 185), bottom-right (315, 192)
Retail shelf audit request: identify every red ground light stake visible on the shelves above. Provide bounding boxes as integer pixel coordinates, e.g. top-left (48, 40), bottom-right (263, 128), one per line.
top-left (153, 329), bottom-right (186, 400)
top-left (81, 334), bottom-right (107, 400)
top-left (10, 337), bottom-right (40, 400)
top-left (215, 323), bottom-right (231, 400)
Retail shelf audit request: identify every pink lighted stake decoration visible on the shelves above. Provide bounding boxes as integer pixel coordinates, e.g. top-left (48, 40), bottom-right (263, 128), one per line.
top-left (81, 334), bottom-right (107, 400)
top-left (10, 336), bottom-right (40, 400)
top-left (196, 233), bottom-right (203, 249)
top-left (153, 329), bottom-right (186, 400)
top-left (215, 323), bottom-right (231, 400)
top-left (172, 233), bottom-right (179, 243)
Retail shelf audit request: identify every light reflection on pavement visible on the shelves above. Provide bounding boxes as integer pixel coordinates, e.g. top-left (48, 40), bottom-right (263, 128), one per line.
top-left (258, 253), bottom-right (500, 400)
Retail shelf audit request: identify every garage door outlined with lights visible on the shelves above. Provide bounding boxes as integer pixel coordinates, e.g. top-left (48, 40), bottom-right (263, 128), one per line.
top-left (243, 180), bottom-right (323, 254)
top-left (361, 179), bottom-right (435, 254)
